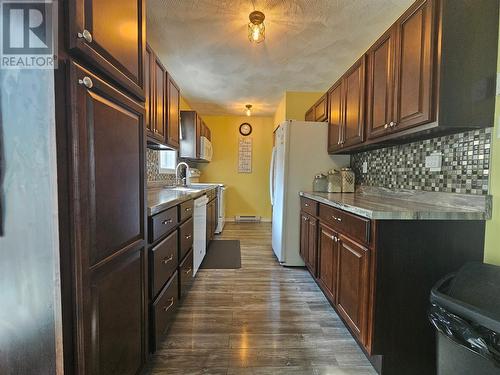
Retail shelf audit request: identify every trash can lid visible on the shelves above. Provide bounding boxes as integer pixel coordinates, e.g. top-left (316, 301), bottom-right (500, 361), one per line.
top-left (431, 262), bottom-right (500, 333)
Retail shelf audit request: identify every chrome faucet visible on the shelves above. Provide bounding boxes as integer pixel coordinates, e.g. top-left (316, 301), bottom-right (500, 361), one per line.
top-left (175, 162), bottom-right (190, 186)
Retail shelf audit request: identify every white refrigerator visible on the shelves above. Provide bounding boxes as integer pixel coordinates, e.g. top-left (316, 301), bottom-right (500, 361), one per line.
top-left (270, 120), bottom-right (350, 266)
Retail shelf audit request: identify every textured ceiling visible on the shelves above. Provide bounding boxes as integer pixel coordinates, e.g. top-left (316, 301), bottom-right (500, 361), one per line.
top-left (147, 0), bottom-right (413, 116)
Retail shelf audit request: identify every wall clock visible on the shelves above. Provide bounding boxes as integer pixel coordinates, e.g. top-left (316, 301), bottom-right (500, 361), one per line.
top-left (239, 122), bottom-right (252, 136)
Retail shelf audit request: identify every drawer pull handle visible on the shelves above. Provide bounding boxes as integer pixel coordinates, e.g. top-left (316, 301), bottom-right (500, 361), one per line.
top-left (185, 207), bottom-right (192, 211)
top-left (331, 215), bottom-right (342, 222)
top-left (185, 268), bottom-right (192, 275)
top-left (163, 298), bottom-right (174, 312)
top-left (162, 255), bottom-right (174, 264)
top-left (185, 234), bottom-right (192, 240)
top-left (162, 218), bottom-right (173, 225)
top-left (303, 217), bottom-right (309, 222)
top-left (304, 203), bottom-right (309, 207)
top-left (78, 76), bottom-right (93, 89)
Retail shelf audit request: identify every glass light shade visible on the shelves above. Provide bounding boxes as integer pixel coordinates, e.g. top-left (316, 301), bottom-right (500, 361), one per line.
top-left (248, 22), bottom-right (265, 43)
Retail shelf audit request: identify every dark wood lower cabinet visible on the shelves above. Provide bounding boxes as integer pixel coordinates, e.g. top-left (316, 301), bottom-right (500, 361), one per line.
top-left (336, 235), bottom-right (370, 344)
top-left (317, 224), bottom-right (338, 302)
top-left (61, 61), bottom-right (147, 374)
top-left (299, 196), bottom-right (485, 375)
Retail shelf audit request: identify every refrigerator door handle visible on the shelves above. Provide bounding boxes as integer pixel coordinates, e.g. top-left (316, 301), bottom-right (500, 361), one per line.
top-left (269, 147), bottom-right (276, 205)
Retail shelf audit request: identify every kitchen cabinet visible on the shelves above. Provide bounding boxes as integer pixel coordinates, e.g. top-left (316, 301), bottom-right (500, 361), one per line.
top-left (317, 223), bottom-right (338, 301)
top-left (336, 235), bottom-right (370, 344)
top-left (327, 81), bottom-right (343, 153)
top-left (324, 0), bottom-right (498, 153)
top-left (327, 56), bottom-right (366, 152)
top-left (206, 195), bottom-right (217, 244)
top-left (152, 55), bottom-right (167, 143)
top-left (392, 0), bottom-right (434, 133)
top-left (299, 212), bottom-right (318, 276)
top-left (167, 75), bottom-right (181, 148)
top-left (180, 110), bottom-right (212, 161)
top-left (147, 198), bottom-right (194, 352)
top-left (64, 61), bottom-right (146, 374)
top-left (366, 27), bottom-right (396, 140)
top-left (299, 194), bottom-right (486, 375)
top-left (68, 0), bottom-right (146, 100)
top-left (305, 94), bottom-right (328, 122)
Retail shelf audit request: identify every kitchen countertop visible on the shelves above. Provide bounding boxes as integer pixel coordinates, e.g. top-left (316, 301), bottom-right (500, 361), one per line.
top-left (300, 186), bottom-right (492, 220)
top-left (147, 183), bottom-right (221, 216)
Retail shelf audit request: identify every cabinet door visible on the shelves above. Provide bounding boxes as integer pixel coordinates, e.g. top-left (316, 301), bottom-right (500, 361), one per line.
top-left (307, 217), bottom-right (318, 277)
top-left (299, 213), bottom-right (309, 264)
top-left (367, 28), bottom-right (396, 139)
top-left (328, 81), bottom-right (343, 153)
top-left (318, 224), bottom-right (338, 301)
top-left (167, 75), bottom-right (180, 148)
top-left (342, 56), bottom-right (366, 148)
top-left (68, 61), bottom-right (146, 373)
top-left (68, 0), bottom-right (145, 99)
top-left (314, 94), bottom-right (328, 122)
top-left (305, 107), bottom-right (314, 121)
top-left (196, 116), bottom-right (202, 159)
top-left (336, 235), bottom-right (370, 344)
top-left (145, 44), bottom-right (154, 137)
top-left (393, 0), bottom-right (435, 131)
top-left (153, 57), bottom-right (166, 142)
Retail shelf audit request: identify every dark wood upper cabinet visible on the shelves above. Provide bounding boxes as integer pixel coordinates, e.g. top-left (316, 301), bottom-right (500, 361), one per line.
top-left (167, 75), bottom-right (180, 148)
top-left (393, 0), bottom-right (434, 132)
top-left (305, 94), bottom-right (328, 122)
top-left (342, 56), bottom-right (366, 148)
top-left (326, 0), bottom-right (498, 153)
top-left (153, 56), bottom-right (167, 142)
top-left (336, 235), bottom-right (370, 345)
top-left (327, 81), bottom-right (343, 153)
top-left (305, 107), bottom-right (314, 121)
top-left (179, 110), bottom-right (212, 161)
top-left (367, 27), bottom-right (396, 140)
top-left (145, 44), bottom-right (154, 137)
top-left (68, 0), bottom-right (146, 100)
top-left (67, 60), bottom-right (146, 374)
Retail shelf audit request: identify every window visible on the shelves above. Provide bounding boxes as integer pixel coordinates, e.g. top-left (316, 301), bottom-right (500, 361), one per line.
top-left (159, 150), bottom-right (177, 174)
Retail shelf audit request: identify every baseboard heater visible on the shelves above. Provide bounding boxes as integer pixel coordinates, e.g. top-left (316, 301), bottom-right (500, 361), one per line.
top-left (235, 215), bottom-right (261, 223)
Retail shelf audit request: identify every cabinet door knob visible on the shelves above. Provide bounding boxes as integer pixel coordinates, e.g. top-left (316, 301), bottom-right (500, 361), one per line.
top-left (78, 76), bottom-right (93, 89)
top-left (185, 268), bottom-right (192, 275)
top-left (185, 234), bottom-right (192, 240)
top-left (384, 124), bottom-right (388, 129)
top-left (304, 203), bottom-right (309, 207)
top-left (78, 29), bottom-right (93, 43)
top-left (390, 121), bottom-right (396, 127)
top-left (185, 207), bottom-right (192, 212)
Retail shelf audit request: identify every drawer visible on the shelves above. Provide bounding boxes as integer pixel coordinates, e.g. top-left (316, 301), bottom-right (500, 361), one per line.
top-left (150, 206), bottom-right (178, 243)
top-left (301, 197), bottom-right (318, 216)
top-left (150, 231), bottom-right (178, 298)
top-left (179, 199), bottom-right (194, 222)
top-left (319, 204), bottom-right (370, 245)
top-left (179, 217), bottom-right (193, 261)
top-left (178, 248), bottom-right (194, 299)
top-left (152, 271), bottom-right (178, 351)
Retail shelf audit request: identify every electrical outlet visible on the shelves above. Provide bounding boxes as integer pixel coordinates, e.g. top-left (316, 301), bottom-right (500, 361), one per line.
top-left (425, 153), bottom-right (442, 172)
top-left (362, 161), bottom-right (368, 174)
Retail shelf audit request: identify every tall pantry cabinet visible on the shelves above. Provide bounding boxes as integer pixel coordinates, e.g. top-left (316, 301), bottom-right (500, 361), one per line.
top-left (57, 0), bottom-right (147, 374)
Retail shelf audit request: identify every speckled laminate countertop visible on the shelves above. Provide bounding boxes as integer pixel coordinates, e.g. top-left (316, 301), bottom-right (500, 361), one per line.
top-left (147, 183), bottom-right (221, 216)
top-left (300, 187), bottom-right (491, 220)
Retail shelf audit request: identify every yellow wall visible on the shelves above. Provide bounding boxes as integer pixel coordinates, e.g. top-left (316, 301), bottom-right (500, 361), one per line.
top-left (197, 116), bottom-right (274, 220)
top-left (272, 91), bottom-right (324, 129)
top-left (484, 15), bottom-right (500, 265)
top-left (180, 96), bottom-right (192, 111)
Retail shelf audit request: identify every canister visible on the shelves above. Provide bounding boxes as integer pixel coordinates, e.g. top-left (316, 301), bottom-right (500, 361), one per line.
top-left (340, 168), bottom-right (355, 193)
top-left (313, 174), bottom-right (328, 192)
top-left (327, 169), bottom-right (341, 193)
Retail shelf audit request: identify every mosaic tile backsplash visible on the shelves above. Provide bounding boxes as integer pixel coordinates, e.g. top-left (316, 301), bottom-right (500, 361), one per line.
top-left (146, 149), bottom-right (176, 183)
top-left (351, 128), bottom-right (492, 195)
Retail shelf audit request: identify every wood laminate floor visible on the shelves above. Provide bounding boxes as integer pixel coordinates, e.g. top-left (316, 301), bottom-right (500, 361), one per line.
top-left (144, 222), bottom-right (377, 375)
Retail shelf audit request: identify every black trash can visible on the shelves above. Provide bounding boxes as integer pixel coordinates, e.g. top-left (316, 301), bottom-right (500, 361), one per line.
top-left (429, 262), bottom-right (500, 375)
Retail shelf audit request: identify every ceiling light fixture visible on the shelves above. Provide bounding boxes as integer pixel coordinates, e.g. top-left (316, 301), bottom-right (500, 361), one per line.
top-left (245, 104), bottom-right (253, 116)
top-left (248, 11), bottom-right (265, 43)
